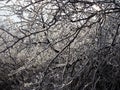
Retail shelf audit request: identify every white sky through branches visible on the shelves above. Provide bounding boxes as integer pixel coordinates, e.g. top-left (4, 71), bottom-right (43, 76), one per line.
top-left (0, 0), bottom-right (101, 23)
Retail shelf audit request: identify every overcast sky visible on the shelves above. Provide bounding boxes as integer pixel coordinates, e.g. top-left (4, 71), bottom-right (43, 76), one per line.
top-left (0, 0), bottom-right (26, 22)
top-left (0, 0), bottom-right (101, 24)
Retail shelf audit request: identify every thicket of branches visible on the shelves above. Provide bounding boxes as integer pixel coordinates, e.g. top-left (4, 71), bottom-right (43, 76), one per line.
top-left (0, 0), bottom-right (120, 90)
